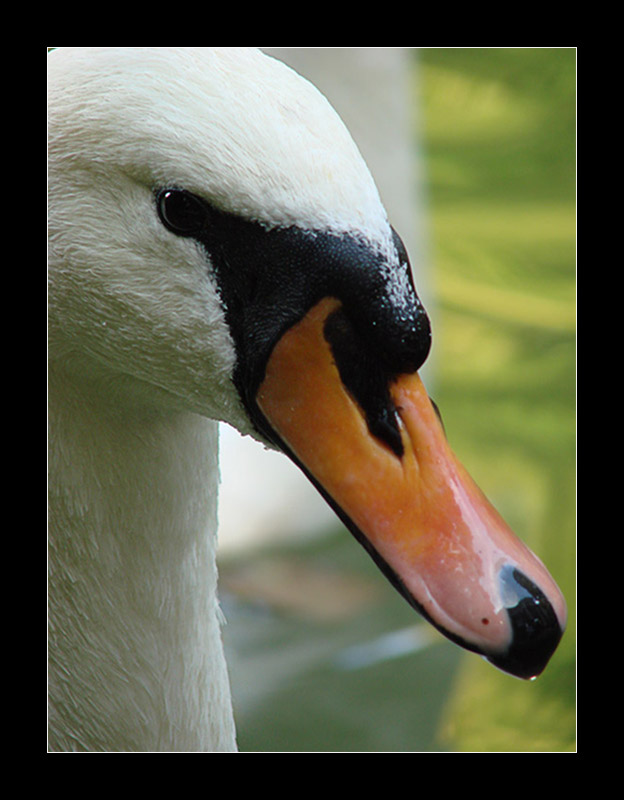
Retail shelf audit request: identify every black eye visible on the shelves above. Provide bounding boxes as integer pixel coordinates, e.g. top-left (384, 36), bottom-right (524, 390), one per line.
top-left (157, 188), bottom-right (207, 236)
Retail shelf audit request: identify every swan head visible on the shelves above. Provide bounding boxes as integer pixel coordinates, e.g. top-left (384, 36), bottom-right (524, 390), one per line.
top-left (48, 47), bottom-right (565, 679)
top-left (48, 47), bottom-right (409, 434)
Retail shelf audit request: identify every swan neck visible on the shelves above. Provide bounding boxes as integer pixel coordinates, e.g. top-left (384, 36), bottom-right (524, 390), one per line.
top-left (48, 369), bottom-right (237, 752)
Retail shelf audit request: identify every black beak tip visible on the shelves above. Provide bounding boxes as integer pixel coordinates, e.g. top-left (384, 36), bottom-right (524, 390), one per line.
top-left (484, 567), bottom-right (565, 680)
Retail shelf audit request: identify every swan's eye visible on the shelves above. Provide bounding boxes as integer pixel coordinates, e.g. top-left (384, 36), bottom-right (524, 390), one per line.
top-left (157, 188), bottom-right (207, 236)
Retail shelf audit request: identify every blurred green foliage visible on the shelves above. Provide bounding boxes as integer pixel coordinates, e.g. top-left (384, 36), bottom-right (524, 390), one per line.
top-left (417, 47), bottom-right (576, 751)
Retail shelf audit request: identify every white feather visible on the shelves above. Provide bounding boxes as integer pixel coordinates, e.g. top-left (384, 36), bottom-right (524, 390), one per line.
top-left (48, 46), bottom-right (395, 752)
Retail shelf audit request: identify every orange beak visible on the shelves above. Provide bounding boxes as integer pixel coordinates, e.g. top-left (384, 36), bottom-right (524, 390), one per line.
top-left (256, 297), bottom-right (566, 679)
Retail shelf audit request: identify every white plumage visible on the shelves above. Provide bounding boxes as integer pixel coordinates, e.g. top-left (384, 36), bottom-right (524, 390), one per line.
top-left (48, 47), bottom-right (395, 752)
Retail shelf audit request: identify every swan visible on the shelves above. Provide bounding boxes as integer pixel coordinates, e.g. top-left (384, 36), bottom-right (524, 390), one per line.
top-left (48, 47), bottom-right (567, 753)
